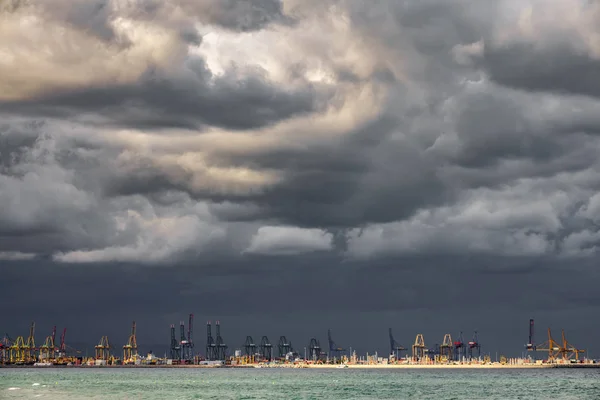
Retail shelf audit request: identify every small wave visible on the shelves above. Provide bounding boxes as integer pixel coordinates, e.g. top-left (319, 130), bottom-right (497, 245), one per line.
top-left (8, 387), bottom-right (21, 391)
top-left (32, 383), bottom-right (40, 386)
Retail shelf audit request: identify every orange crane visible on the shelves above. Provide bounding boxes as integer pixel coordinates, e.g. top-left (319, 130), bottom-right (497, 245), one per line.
top-left (535, 328), bottom-right (585, 362)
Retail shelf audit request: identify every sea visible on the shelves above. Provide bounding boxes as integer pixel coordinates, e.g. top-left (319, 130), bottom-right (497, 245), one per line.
top-left (1, 367), bottom-right (599, 399)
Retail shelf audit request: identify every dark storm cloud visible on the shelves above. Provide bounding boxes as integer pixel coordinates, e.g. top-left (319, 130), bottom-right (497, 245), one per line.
top-left (477, 43), bottom-right (600, 99)
top-left (4, 0), bottom-right (600, 359)
top-left (0, 59), bottom-right (323, 131)
top-left (3, 256), bottom-right (600, 357)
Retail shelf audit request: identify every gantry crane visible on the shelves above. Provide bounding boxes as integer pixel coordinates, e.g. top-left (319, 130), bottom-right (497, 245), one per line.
top-left (39, 326), bottom-right (57, 362)
top-left (526, 319), bottom-right (536, 352)
top-left (327, 329), bottom-right (346, 361)
top-left (55, 328), bottom-right (71, 365)
top-left (260, 336), bottom-right (272, 361)
top-left (206, 321), bottom-right (216, 360)
top-left (95, 336), bottom-right (111, 361)
top-left (412, 334), bottom-right (426, 361)
top-left (440, 334), bottom-right (453, 362)
top-left (1, 334), bottom-right (13, 364)
top-left (170, 324), bottom-right (181, 361)
top-left (468, 331), bottom-right (481, 359)
top-left (278, 336), bottom-right (292, 359)
top-left (389, 328), bottom-right (406, 361)
top-left (10, 336), bottom-right (26, 364)
top-left (23, 322), bottom-right (36, 364)
top-left (308, 338), bottom-right (321, 361)
top-left (187, 314), bottom-right (194, 362)
top-left (179, 320), bottom-right (188, 361)
top-left (535, 328), bottom-right (585, 362)
top-left (215, 321), bottom-right (227, 360)
top-left (244, 336), bottom-right (256, 362)
top-left (454, 331), bottom-right (466, 361)
top-left (122, 321), bottom-right (138, 364)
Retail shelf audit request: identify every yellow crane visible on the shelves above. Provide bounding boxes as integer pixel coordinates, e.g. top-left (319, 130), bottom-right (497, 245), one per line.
top-left (10, 336), bottom-right (26, 364)
top-left (39, 326), bottom-right (57, 362)
top-left (439, 334), bottom-right (453, 362)
top-left (123, 321), bottom-right (138, 364)
top-left (412, 334), bottom-right (426, 361)
top-left (24, 322), bottom-right (36, 364)
top-left (95, 336), bottom-right (111, 361)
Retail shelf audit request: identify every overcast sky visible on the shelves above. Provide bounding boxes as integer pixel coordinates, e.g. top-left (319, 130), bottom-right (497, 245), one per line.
top-left (2, 0), bottom-right (600, 359)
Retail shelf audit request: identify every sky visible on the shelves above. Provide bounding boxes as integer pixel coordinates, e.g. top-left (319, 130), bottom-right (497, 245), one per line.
top-left (2, 0), bottom-right (600, 359)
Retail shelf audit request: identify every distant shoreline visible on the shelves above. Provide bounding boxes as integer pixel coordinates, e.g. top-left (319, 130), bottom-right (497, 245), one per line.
top-left (1, 363), bottom-right (597, 369)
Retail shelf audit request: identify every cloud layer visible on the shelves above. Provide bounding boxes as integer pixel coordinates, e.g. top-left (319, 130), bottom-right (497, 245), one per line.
top-left (3, 0), bottom-right (600, 265)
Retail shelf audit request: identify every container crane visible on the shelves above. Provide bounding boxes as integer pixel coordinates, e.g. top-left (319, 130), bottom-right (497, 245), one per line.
top-left (308, 338), bottom-right (321, 361)
top-left (180, 320), bottom-right (188, 361)
top-left (56, 328), bottom-right (69, 365)
top-left (169, 324), bottom-right (181, 361)
top-left (244, 336), bottom-right (256, 361)
top-left (260, 336), bottom-right (272, 361)
top-left (215, 321), bottom-right (227, 360)
top-left (1, 334), bottom-right (13, 364)
top-left (412, 334), bottom-right (426, 361)
top-left (440, 334), bottom-right (453, 362)
top-left (526, 318), bottom-right (536, 352)
top-left (24, 322), bottom-right (36, 364)
top-left (95, 336), bottom-right (111, 361)
top-left (453, 331), bottom-right (466, 361)
top-left (468, 331), bottom-right (481, 359)
top-left (327, 329), bottom-right (346, 361)
top-left (205, 321), bottom-right (216, 360)
top-left (187, 313), bottom-right (194, 362)
top-left (39, 326), bottom-right (57, 361)
top-left (122, 321), bottom-right (138, 364)
top-left (536, 328), bottom-right (585, 362)
top-left (389, 328), bottom-right (406, 361)
top-left (278, 336), bottom-right (292, 358)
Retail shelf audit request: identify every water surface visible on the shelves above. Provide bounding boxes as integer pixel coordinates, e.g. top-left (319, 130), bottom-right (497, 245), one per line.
top-left (1, 367), bottom-right (598, 399)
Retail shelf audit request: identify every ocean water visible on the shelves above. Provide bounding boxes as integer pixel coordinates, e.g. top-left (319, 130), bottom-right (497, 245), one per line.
top-left (1, 367), bottom-right (599, 399)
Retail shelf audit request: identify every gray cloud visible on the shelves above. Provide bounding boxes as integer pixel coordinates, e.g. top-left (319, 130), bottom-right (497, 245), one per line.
top-left (3, 0), bottom-right (600, 355)
top-left (179, 0), bottom-right (292, 32)
top-left (3, 0), bottom-right (600, 262)
top-left (1, 58), bottom-right (324, 131)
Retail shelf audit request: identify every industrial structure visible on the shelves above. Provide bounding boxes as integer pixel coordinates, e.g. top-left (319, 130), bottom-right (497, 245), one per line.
top-left (205, 321), bottom-right (216, 360)
top-left (454, 332), bottom-right (466, 361)
top-left (260, 336), bottom-right (272, 361)
top-left (278, 336), bottom-right (292, 359)
top-left (169, 324), bottom-right (180, 361)
top-left (0, 318), bottom-right (592, 367)
top-left (389, 328), bottom-right (406, 360)
top-left (308, 337), bottom-right (322, 361)
top-left (215, 321), bottom-right (227, 360)
top-left (95, 336), bottom-right (111, 362)
top-left (412, 333), bottom-right (426, 361)
top-left (327, 329), bottom-right (345, 360)
top-left (122, 321), bottom-right (138, 364)
top-left (526, 319), bottom-right (585, 362)
top-left (468, 331), bottom-right (481, 359)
